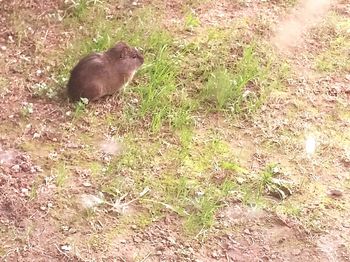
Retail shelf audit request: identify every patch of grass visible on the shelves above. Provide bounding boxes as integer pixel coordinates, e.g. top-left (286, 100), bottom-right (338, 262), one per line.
top-left (64, 0), bottom-right (102, 20)
top-left (73, 98), bottom-right (89, 118)
top-left (201, 44), bottom-right (265, 113)
top-left (316, 36), bottom-right (350, 73)
top-left (184, 180), bottom-right (236, 235)
top-left (19, 102), bottom-right (34, 118)
top-left (54, 163), bottom-right (69, 188)
top-left (0, 76), bottom-right (9, 97)
top-left (184, 11), bottom-right (201, 30)
top-left (179, 25), bottom-right (289, 115)
top-left (313, 14), bottom-right (350, 73)
top-left (136, 44), bottom-right (192, 132)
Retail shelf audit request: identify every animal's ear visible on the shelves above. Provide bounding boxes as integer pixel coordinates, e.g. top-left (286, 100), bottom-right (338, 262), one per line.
top-left (120, 47), bottom-right (128, 59)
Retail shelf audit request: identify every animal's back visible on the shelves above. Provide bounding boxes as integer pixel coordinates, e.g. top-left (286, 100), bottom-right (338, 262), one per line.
top-left (67, 53), bottom-right (108, 101)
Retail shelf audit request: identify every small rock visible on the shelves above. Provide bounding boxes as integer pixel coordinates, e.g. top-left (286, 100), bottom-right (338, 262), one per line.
top-left (120, 239), bottom-right (127, 244)
top-left (82, 181), bottom-right (92, 187)
top-left (0, 45), bottom-right (6, 51)
top-left (243, 228), bottom-right (251, 235)
top-left (133, 236), bottom-right (142, 243)
top-left (327, 189), bottom-right (343, 198)
top-left (211, 251), bottom-right (220, 258)
top-left (80, 194), bottom-right (103, 209)
top-left (60, 244), bottom-right (71, 252)
top-left (292, 249), bottom-right (301, 256)
top-left (11, 164), bottom-right (21, 172)
top-left (342, 223), bottom-right (350, 228)
top-left (156, 250), bottom-right (162, 256)
top-left (33, 132), bottom-right (40, 139)
top-left (21, 188), bottom-right (29, 196)
top-left (167, 237), bottom-right (176, 245)
top-left (20, 163), bottom-right (30, 172)
top-left (131, 225), bottom-right (137, 230)
top-left (61, 225), bottom-right (69, 231)
top-left (278, 237), bottom-right (286, 243)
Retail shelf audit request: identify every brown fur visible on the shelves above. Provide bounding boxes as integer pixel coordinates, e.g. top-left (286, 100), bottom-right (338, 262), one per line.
top-left (67, 42), bottom-right (144, 102)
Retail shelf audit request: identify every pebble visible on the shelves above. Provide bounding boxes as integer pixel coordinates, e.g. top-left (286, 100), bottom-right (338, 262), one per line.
top-left (133, 236), bottom-right (142, 243)
top-left (243, 228), bottom-right (251, 235)
top-left (342, 223), bottom-right (350, 228)
top-left (327, 189), bottom-right (343, 198)
top-left (292, 249), bottom-right (301, 256)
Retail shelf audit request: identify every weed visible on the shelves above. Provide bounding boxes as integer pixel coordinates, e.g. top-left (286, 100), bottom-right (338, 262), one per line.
top-left (201, 45), bottom-right (265, 113)
top-left (0, 76), bottom-right (9, 97)
top-left (313, 13), bottom-right (350, 73)
top-left (316, 36), bottom-right (350, 72)
top-left (30, 82), bottom-right (57, 99)
top-left (65, 0), bottom-right (102, 19)
top-left (54, 163), bottom-right (69, 188)
top-left (184, 11), bottom-right (201, 30)
top-left (184, 180), bottom-right (236, 235)
top-left (73, 98), bottom-right (89, 118)
top-left (20, 102), bottom-right (34, 118)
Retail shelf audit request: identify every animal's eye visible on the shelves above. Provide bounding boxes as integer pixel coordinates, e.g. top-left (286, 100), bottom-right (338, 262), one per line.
top-left (132, 53), bottom-right (137, 58)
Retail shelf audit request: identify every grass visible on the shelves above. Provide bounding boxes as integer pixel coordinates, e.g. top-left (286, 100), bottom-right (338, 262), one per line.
top-left (313, 13), bottom-right (350, 73)
top-left (45, 2), bottom-right (295, 237)
top-left (7, 1), bottom-right (350, 259)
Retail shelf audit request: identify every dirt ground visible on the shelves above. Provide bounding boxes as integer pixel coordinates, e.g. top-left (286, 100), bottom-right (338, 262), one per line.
top-left (1, 0), bottom-right (350, 261)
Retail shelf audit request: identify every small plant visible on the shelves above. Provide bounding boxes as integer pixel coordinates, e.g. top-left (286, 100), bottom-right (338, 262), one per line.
top-left (0, 76), bottom-right (9, 97)
top-left (316, 36), bottom-right (350, 72)
top-left (65, 0), bottom-right (101, 19)
top-left (31, 82), bottom-right (57, 99)
top-left (201, 46), bottom-right (265, 113)
top-left (73, 97), bottom-right (89, 118)
top-left (55, 164), bottom-right (69, 188)
top-left (20, 102), bottom-right (34, 117)
top-left (259, 164), bottom-right (293, 200)
top-left (184, 11), bottom-right (201, 31)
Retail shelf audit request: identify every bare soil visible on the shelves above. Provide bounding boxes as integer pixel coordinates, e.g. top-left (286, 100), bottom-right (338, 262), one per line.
top-left (1, 0), bottom-right (349, 261)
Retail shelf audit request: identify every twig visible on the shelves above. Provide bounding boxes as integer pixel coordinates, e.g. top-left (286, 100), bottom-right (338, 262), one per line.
top-left (140, 251), bottom-right (152, 262)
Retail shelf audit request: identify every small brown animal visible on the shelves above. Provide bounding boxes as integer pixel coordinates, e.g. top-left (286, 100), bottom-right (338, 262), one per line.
top-left (67, 42), bottom-right (144, 102)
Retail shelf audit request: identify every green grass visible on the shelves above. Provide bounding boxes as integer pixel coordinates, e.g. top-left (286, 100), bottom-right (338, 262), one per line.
top-left (48, 1), bottom-right (292, 236)
top-left (313, 14), bottom-right (350, 73)
top-left (316, 35), bottom-right (350, 72)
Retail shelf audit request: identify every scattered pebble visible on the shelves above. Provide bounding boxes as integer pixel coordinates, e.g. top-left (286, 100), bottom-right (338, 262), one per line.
top-left (342, 223), bottom-right (350, 228)
top-left (292, 249), bottom-right (301, 256)
top-left (100, 140), bottom-right (122, 155)
top-left (60, 244), bottom-right (71, 252)
top-left (36, 69), bottom-right (43, 76)
top-left (21, 188), bottom-right (29, 196)
top-left (133, 236), bottom-right (142, 243)
top-left (32, 132), bottom-right (41, 139)
top-left (327, 189), bottom-right (343, 198)
top-left (82, 181), bottom-right (92, 187)
top-left (80, 194), bottom-right (103, 209)
top-left (11, 164), bottom-right (21, 172)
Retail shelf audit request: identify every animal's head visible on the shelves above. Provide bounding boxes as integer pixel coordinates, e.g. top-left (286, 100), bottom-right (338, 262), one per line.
top-left (108, 42), bottom-right (144, 71)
